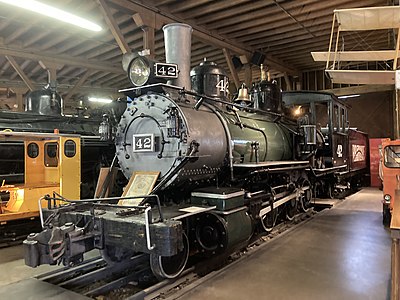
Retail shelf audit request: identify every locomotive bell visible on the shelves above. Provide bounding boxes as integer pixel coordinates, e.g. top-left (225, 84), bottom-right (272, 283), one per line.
top-left (235, 83), bottom-right (251, 103)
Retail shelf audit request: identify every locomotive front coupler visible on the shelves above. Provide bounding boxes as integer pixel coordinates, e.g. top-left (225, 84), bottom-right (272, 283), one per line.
top-left (24, 194), bottom-right (181, 268)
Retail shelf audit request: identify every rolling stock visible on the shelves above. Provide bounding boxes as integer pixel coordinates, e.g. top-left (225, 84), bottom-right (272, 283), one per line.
top-left (23, 23), bottom-right (368, 280)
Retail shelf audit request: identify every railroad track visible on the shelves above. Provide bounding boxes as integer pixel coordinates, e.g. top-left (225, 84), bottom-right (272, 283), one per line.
top-left (33, 208), bottom-right (316, 300)
top-left (134, 208), bottom-right (316, 300)
top-left (0, 218), bottom-right (42, 248)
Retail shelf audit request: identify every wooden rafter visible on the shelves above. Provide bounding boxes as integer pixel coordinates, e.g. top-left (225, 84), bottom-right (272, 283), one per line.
top-left (222, 48), bottom-right (240, 89)
top-left (5, 56), bottom-right (35, 91)
top-left (98, 0), bottom-right (131, 54)
top-left (63, 69), bottom-right (93, 101)
top-left (0, 44), bottom-right (124, 75)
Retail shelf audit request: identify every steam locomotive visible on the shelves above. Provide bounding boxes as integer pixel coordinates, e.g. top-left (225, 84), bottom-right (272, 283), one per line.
top-left (23, 23), bottom-right (368, 280)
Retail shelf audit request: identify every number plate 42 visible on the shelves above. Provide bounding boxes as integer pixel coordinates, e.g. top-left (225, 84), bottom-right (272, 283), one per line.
top-left (132, 134), bottom-right (154, 152)
top-left (155, 63), bottom-right (178, 79)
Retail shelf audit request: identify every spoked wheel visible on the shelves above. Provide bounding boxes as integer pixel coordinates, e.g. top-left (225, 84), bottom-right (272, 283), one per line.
top-left (285, 198), bottom-right (297, 221)
top-left (299, 179), bottom-right (312, 212)
top-left (101, 245), bottom-right (135, 265)
top-left (150, 233), bottom-right (189, 280)
top-left (261, 209), bottom-right (277, 232)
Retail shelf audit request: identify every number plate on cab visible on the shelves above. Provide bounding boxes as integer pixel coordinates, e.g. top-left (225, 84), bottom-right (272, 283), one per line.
top-left (132, 134), bottom-right (154, 152)
top-left (155, 63), bottom-right (178, 79)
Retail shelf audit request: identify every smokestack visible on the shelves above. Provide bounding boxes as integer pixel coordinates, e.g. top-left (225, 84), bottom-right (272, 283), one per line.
top-left (163, 23), bottom-right (192, 90)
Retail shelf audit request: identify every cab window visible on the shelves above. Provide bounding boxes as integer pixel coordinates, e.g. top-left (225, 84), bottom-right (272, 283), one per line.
top-left (44, 142), bottom-right (58, 167)
top-left (64, 140), bottom-right (76, 158)
top-left (27, 142), bottom-right (39, 158)
top-left (384, 145), bottom-right (400, 168)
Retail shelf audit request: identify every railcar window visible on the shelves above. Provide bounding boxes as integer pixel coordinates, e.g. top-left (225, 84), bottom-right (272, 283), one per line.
top-left (27, 143), bottom-right (39, 158)
top-left (64, 140), bottom-right (76, 158)
top-left (333, 105), bottom-right (339, 132)
top-left (384, 145), bottom-right (400, 168)
top-left (315, 103), bottom-right (328, 127)
top-left (44, 142), bottom-right (58, 167)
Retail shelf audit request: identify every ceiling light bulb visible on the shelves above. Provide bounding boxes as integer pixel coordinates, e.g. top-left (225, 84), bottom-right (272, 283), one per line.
top-left (88, 97), bottom-right (112, 103)
top-left (0, 0), bottom-right (102, 32)
top-left (338, 94), bottom-right (360, 99)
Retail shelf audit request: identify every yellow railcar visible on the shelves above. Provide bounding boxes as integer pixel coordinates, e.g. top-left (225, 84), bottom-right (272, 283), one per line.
top-left (0, 132), bottom-right (80, 223)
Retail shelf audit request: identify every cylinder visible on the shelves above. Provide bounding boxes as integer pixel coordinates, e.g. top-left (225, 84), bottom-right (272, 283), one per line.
top-left (163, 23), bottom-right (192, 90)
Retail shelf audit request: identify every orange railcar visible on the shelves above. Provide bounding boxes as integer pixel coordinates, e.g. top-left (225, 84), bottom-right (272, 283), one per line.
top-left (380, 138), bottom-right (400, 226)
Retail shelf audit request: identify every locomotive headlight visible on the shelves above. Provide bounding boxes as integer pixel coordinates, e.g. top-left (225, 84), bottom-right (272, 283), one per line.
top-left (293, 105), bottom-right (302, 116)
top-left (128, 56), bottom-right (151, 87)
top-left (384, 194), bottom-right (391, 203)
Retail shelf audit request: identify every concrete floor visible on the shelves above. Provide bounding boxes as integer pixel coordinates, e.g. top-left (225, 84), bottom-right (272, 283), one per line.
top-left (178, 188), bottom-right (391, 300)
top-left (0, 188), bottom-right (392, 299)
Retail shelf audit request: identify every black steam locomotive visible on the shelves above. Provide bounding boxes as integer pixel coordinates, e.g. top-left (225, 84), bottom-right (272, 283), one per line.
top-left (23, 23), bottom-right (368, 280)
top-left (0, 88), bottom-right (123, 198)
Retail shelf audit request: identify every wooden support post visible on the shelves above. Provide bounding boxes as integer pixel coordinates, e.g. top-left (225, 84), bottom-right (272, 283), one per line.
top-left (132, 13), bottom-right (156, 58)
top-left (394, 27), bottom-right (400, 70)
top-left (395, 89), bottom-right (400, 139)
top-left (244, 64), bottom-right (252, 88)
top-left (143, 27), bottom-right (155, 58)
top-left (13, 87), bottom-right (28, 112)
top-left (39, 61), bottom-right (63, 84)
top-left (98, 0), bottom-right (131, 54)
top-left (5, 56), bottom-right (35, 91)
top-left (296, 74), bottom-right (303, 91)
top-left (284, 73), bottom-right (292, 91)
top-left (222, 48), bottom-right (240, 89)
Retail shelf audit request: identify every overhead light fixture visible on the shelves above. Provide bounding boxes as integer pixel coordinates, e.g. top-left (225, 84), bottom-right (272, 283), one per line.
top-left (89, 97), bottom-right (112, 104)
top-left (0, 0), bottom-right (102, 32)
top-left (338, 94), bottom-right (360, 99)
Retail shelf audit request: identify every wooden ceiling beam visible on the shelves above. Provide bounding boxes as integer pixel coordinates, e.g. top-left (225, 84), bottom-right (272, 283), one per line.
top-left (0, 61), bottom-right (10, 76)
top-left (0, 80), bottom-right (120, 95)
top-left (9, 60), bottom-right (31, 81)
top-left (185, 0), bottom-right (255, 19)
top-left (5, 56), bottom-right (35, 91)
top-left (0, 44), bottom-right (124, 74)
top-left (5, 23), bottom-right (37, 45)
top-left (224, 0), bottom-right (381, 38)
top-left (240, 19), bottom-right (333, 46)
top-left (201, 0), bottom-right (320, 29)
top-left (109, 0), bottom-right (299, 75)
top-left (97, 0), bottom-right (131, 54)
top-left (169, 0), bottom-right (222, 14)
top-left (106, 74), bottom-right (129, 87)
top-left (219, 0), bottom-right (382, 39)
